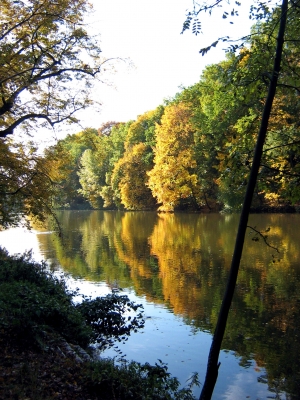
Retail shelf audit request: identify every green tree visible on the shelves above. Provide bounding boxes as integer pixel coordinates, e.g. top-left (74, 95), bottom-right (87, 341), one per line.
top-left (78, 148), bottom-right (105, 209)
top-left (75, 122), bottom-right (131, 210)
top-left (216, 8), bottom-right (300, 210)
top-left (100, 122), bottom-right (132, 208)
top-left (178, 1), bottom-right (300, 213)
top-left (0, 139), bottom-right (57, 228)
top-left (43, 129), bottom-right (99, 210)
top-left (125, 106), bottom-right (165, 149)
top-left (174, 60), bottom-right (248, 211)
top-left (182, 1), bottom-right (290, 398)
top-left (113, 143), bottom-right (157, 210)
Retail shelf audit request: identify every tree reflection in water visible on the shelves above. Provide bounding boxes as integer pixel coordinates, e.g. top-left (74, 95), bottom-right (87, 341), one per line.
top-left (35, 211), bottom-right (300, 398)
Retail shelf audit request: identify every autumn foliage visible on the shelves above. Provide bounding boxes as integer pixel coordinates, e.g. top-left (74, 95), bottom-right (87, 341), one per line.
top-left (35, 4), bottom-right (299, 216)
top-left (2, 2), bottom-right (300, 229)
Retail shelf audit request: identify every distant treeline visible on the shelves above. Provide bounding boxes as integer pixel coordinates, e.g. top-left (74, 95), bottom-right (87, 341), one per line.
top-left (44, 6), bottom-right (300, 212)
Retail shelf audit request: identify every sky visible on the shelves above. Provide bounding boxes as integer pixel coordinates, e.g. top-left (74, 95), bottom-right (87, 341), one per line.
top-left (19, 0), bottom-right (258, 146)
top-left (84, 0), bottom-right (255, 126)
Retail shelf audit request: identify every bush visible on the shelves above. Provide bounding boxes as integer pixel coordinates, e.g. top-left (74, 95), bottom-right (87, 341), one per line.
top-left (85, 358), bottom-right (199, 399)
top-left (0, 248), bottom-right (200, 399)
top-left (0, 248), bottom-right (92, 348)
top-left (77, 295), bottom-right (145, 349)
top-left (0, 248), bottom-right (144, 350)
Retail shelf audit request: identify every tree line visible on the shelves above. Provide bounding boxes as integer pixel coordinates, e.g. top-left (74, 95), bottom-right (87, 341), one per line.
top-left (44, 4), bottom-right (300, 214)
top-left (1, 2), bottom-right (300, 229)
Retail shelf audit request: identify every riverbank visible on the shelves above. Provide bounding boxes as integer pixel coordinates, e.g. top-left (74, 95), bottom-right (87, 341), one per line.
top-left (0, 331), bottom-right (94, 399)
top-left (0, 248), bottom-right (197, 400)
top-left (55, 204), bottom-right (300, 214)
top-left (0, 334), bottom-right (200, 400)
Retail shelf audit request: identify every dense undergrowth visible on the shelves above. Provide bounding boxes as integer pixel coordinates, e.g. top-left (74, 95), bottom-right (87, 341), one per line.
top-left (0, 248), bottom-right (198, 399)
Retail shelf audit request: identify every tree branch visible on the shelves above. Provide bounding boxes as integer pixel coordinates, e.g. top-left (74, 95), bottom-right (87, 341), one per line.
top-left (260, 163), bottom-right (300, 177)
top-left (263, 140), bottom-right (300, 153)
top-left (277, 82), bottom-right (300, 92)
top-left (0, 172), bottom-right (38, 196)
top-left (247, 225), bottom-right (280, 252)
top-left (0, 113), bottom-right (54, 137)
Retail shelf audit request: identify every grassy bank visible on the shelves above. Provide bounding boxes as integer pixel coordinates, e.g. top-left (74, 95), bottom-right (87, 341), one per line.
top-left (0, 248), bottom-right (198, 399)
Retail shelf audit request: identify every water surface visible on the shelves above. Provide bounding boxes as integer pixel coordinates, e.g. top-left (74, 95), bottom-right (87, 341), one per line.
top-left (1, 211), bottom-right (299, 399)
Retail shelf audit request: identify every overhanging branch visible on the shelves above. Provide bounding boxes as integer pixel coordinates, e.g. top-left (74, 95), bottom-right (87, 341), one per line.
top-left (0, 113), bottom-right (54, 137)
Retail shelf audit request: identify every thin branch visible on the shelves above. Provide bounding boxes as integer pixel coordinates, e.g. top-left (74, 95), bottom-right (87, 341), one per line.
top-left (194, 0), bottom-right (223, 16)
top-left (0, 172), bottom-right (38, 195)
top-left (0, 113), bottom-right (54, 137)
top-left (277, 83), bottom-right (300, 92)
top-left (260, 163), bottom-right (300, 177)
top-left (247, 225), bottom-right (280, 252)
top-left (263, 140), bottom-right (300, 153)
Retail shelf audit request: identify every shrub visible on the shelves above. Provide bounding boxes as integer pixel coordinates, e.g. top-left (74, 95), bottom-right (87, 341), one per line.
top-left (0, 248), bottom-right (91, 347)
top-left (0, 248), bottom-right (144, 350)
top-left (85, 358), bottom-right (199, 399)
top-left (77, 295), bottom-right (145, 349)
top-left (0, 248), bottom-right (199, 399)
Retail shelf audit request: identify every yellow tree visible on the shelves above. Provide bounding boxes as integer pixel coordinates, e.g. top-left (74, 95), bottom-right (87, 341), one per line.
top-left (113, 143), bottom-right (156, 210)
top-left (147, 103), bottom-right (200, 211)
top-left (109, 109), bottom-right (164, 210)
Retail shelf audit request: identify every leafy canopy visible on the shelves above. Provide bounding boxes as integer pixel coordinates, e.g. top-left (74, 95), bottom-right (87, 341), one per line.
top-left (0, 0), bottom-right (109, 138)
top-left (0, 139), bottom-right (58, 229)
top-left (0, 0), bottom-right (117, 229)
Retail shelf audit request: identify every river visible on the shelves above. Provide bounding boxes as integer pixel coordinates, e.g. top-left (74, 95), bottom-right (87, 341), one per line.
top-left (1, 211), bottom-right (299, 399)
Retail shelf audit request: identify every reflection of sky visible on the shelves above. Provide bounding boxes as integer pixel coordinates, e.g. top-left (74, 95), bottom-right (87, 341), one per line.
top-left (216, 352), bottom-right (271, 400)
top-left (0, 227), bottom-right (43, 260)
top-left (101, 291), bottom-right (272, 399)
top-left (0, 226), bottom-right (275, 399)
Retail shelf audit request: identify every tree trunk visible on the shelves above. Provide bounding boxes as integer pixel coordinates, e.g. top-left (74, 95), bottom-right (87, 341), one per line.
top-left (199, 1), bottom-right (288, 398)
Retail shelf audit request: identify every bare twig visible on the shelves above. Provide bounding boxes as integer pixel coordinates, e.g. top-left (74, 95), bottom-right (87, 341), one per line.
top-left (247, 225), bottom-right (280, 253)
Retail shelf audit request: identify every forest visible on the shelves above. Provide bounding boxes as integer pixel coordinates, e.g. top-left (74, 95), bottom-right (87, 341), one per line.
top-left (37, 5), bottom-right (300, 216)
top-left (1, 2), bottom-right (300, 229)
top-left (1, 1), bottom-right (300, 399)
